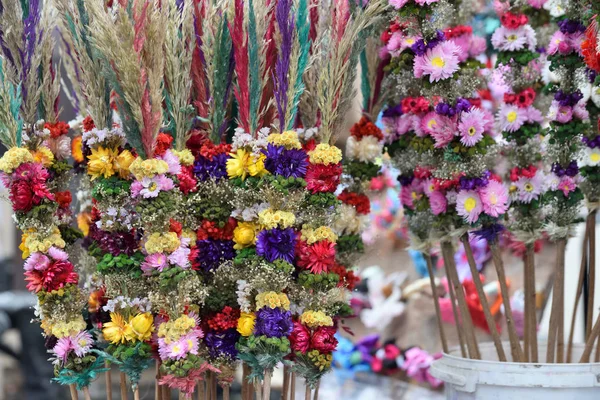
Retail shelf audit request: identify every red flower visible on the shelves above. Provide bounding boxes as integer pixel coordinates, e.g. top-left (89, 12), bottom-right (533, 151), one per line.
top-left (413, 166), bottom-right (432, 180)
top-left (350, 116), bottom-right (383, 141)
top-left (24, 260), bottom-right (79, 293)
top-left (310, 326), bottom-right (338, 353)
top-left (188, 247), bottom-right (200, 270)
top-left (303, 138), bottom-right (317, 152)
top-left (196, 218), bottom-right (236, 241)
top-left (500, 12), bottom-right (528, 29)
top-left (10, 180), bottom-right (34, 212)
top-left (186, 131), bottom-right (209, 157)
top-left (178, 166), bottom-right (198, 194)
top-left (296, 240), bottom-right (336, 274)
top-left (199, 142), bottom-right (231, 159)
top-left (44, 121), bottom-right (70, 138)
top-left (155, 133), bottom-right (174, 156)
top-left (55, 191), bottom-right (72, 209)
top-left (337, 190), bottom-right (370, 215)
top-left (207, 306), bottom-right (240, 331)
top-left (401, 97), bottom-right (429, 114)
top-left (583, 22), bottom-right (600, 72)
top-left (444, 25), bottom-right (472, 39)
top-left (305, 163), bottom-right (342, 194)
top-left (82, 116), bottom-right (95, 132)
top-left (329, 263), bottom-right (360, 291)
top-left (170, 219), bottom-right (183, 236)
top-left (289, 321), bottom-right (311, 353)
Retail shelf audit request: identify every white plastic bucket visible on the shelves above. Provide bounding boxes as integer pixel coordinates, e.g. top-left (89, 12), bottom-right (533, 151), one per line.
top-left (430, 342), bottom-right (600, 399)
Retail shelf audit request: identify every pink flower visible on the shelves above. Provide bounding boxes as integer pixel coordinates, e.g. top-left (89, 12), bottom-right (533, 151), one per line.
top-left (557, 176), bottom-right (576, 196)
top-left (389, 0), bottom-right (408, 8)
top-left (491, 25), bottom-right (536, 52)
top-left (515, 173), bottom-right (545, 203)
top-left (72, 331), bottom-right (93, 358)
top-left (573, 100), bottom-right (589, 120)
top-left (423, 113), bottom-right (456, 148)
top-left (168, 240), bottom-right (191, 269)
top-left (159, 150), bottom-right (182, 175)
top-left (458, 108), bottom-right (487, 147)
top-left (456, 190), bottom-right (483, 224)
top-left (159, 337), bottom-right (191, 360)
top-left (429, 191), bottom-right (448, 215)
top-left (400, 180), bottom-right (423, 210)
top-left (525, 106), bottom-right (544, 124)
top-left (395, 114), bottom-right (417, 136)
top-left (527, 0), bottom-right (546, 8)
top-left (44, 136), bottom-right (71, 160)
top-left (413, 41), bottom-right (460, 82)
top-left (498, 104), bottom-right (526, 132)
top-left (479, 180), bottom-right (509, 218)
top-left (53, 337), bottom-right (74, 363)
top-left (555, 106), bottom-right (573, 124)
top-left (469, 36), bottom-right (487, 58)
top-left (131, 175), bottom-right (174, 198)
top-left (547, 31), bottom-right (567, 55)
top-left (24, 253), bottom-right (50, 271)
top-left (415, 0), bottom-right (438, 4)
top-left (48, 246), bottom-right (69, 261)
top-left (141, 253), bottom-right (169, 274)
top-left (387, 31), bottom-right (404, 53)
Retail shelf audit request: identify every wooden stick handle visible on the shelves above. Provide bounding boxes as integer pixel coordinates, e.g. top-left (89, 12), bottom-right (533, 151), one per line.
top-left (312, 380), bottom-right (320, 400)
top-left (290, 372), bottom-right (296, 400)
top-left (69, 385), bottom-right (79, 400)
top-left (120, 372), bottom-right (128, 400)
top-left (223, 385), bottom-right (230, 400)
top-left (83, 387), bottom-right (92, 400)
top-left (263, 369), bottom-right (272, 400)
top-left (105, 361), bottom-right (113, 400)
top-left (526, 245), bottom-right (538, 363)
top-left (587, 210), bottom-right (597, 340)
top-left (242, 364), bottom-right (250, 400)
top-left (440, 243), bottom-right (467, 357)
top-left (134, 387), bottom-right (140, 400)
top-left (423, 252), bottom-right (449, 353)
top-left (281, 366), bottom-right (290, 400)
top-left (304, 384), bottom-right (311, 400)
top-left (567, 225), bottom-right (589, 363)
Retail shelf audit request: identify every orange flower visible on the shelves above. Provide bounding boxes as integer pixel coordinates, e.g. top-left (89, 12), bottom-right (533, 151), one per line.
top-left (72, 136), bottom-right (84, 163)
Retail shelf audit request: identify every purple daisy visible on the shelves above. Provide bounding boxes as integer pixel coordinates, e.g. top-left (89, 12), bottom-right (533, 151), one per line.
top-left (254, 307), bottom-right (293, 338)
top-left (193, 153), bottom-right (228, 182)
top-left (263, 144), bottom-right (308, 178)
top-left (196, 239), bottom-right (235, 271)
top-left (256, 228), bottom-right (296, 263)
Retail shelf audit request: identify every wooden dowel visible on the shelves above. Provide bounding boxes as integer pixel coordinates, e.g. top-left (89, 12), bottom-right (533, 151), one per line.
top-left (490, 241), bottom-right (523, 362)
top-left (254, 379), bottom-right (262, 400)
top-left (567, 225), bottom-right (589, 362)
top-left (442, 241), bottom-right (480, 359)
top-left (263, 369), bottom-right (272, 400)
top-left (290, 372), bottom-right (296, 400)
top-left (162, 385), bottom-right (170, 400)
top-left (282, 366), bottom-right (290, 400)
top-left (441, 244), bottom-right (467, 358)
top-left (134, 388), bottom-right (140, 400)
top-left (120, 372), bottom-right (128, 400)
top-left (83, 387), bottom-right (92, 400)
top-left (197, 378), bottom-right (205, 400)
top-left (461, 236), bottom-right (506, 361)
top-left (156, 362), bottom-right (163, 400)
top-left (588, 211), bottom-right (597, 340)
top-left (312, 380), bottom-right (320, 400)
top-left (105, 362), bottom-right (113, 400)
top-left (580, 312), bottom-right (600, 362)
top-left (423, 252), bottom-right (449, 353)
top-left (70, 385), bottom-right (79, 400)
top-left (223, 385), bottom-right (230, 400)
top-left (210, 373), bottom-right (217, 400)
top-left (242, 364), bottom-right (250, 400)
top-left (547, 239), bottom-right (567, 363)
top-left (524, 250), bottom-right (530, 363)
top-left (304, 384), bottom-right (311, 400)
top-left (527, 245), bottom-right (538, 363)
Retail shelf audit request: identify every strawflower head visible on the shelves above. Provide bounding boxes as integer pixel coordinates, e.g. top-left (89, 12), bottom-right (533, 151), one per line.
top-left (308, 144), bottom-right (342, 166)
top-left (413, 41), bottom-right (460, 82)
top-left (300, 310), bottom-right (334, 328)
top-left (479, 180), bottom-right (509, 218)
top-left (456, 190), bottom-right (483, 224)
top-left (267, 131), bottom-right (302, 149)
top-left (255, 292), bottom-right (291, 310)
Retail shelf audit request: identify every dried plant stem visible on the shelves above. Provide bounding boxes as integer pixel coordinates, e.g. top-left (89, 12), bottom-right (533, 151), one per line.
top-left (162, 385), bottom-right (170, 400)
top-left (156, 362), bottom-right (162, 400)
top-left (461, 236), bottom-right (506, 361)
top-left (197, 377), bottom-right (205, 400)
top-left (313, 380), bottom-right (320, 400)
top-left (580, 312), bottom-right (600, 362)
top-left (423, 252), bottom-right (449, 353)
top-left (211, 373), bottom-right (217, 400)
top-left (490, 241), bottom-right (523, 362)
top-left (567, 224), bottom-right (589, 363)
top-left (587, 211), bottom-right (597, 340)
top-left (524, 251), bottom-right (530, 362)
top-left (290, 372), bottom-right (296, 400)
top-left (304, 384), bottom-right (311, 400)
top-left (263, 369), bottom-right (272, 400)
top-left (70, 385), bottom-right (79, 400)
top-left (254, 379), bottom-right (262, 400)
top-left (242, 364), bottom-right (250, 400)
top-left (223, 385), bottom-right (230, 400)
top-left (83, 387), bottom-right (92, 400)
top-left (547, 239), bottom-right (567, 363)
top-left (525, 245), bottom-right (538, 363)
top-left (120, 373), bottom-right (128, 400)
top-left (282, 366), bottom-right (290, 400)
top-left (134, 388), bottom-right (140, 400)
top-left (441, 242), bottom-right (467, 358)
top-left (441, 241), bottom-right (480, 359)
top-left (105, 362), bottom-right (113, 400)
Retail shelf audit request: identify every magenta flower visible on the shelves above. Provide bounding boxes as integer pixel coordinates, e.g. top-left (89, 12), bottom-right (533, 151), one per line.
top-left (413, 41), bottom-right (460, 82)
top-left (53, 337), bottom-right (74, 363)
top-left (168, 240), bottom-right (191, 269)
top-left (573, 100), bottom-right (589, 120)
top-left (428, 115), bottom-right (456, 148)
top-left (458, 108), bottom-right (487, 147)
top-left (414, 0), bottom-right (439, 4)
top-left (547, 31), bottom-right (567, 55)
top-left (389, 0), bottom-right (408, 9)
top-left (141, 253), bottom-right (169, 274)
top-left (72, 331), bottom-right (93, 358)
top-left (429, 191), bottom-right (448, 215)
top-left (498, 104), bottom-right (526, 132)
top-left (400, 180), bottom-right (423, 210)
top-left (159, 150), bottom-right (182, 175)
top-left (549, 101), bottom-right (574, 123)
top-left (24, 253), bottom-right (50, 271)
top-left (456, 190), bottom-right (483, 224)
top-left (557, 176), bottom-right (576, 196)
top-left (479, 180), bottom-right (509, 218)
top-left (131, 175), bottom-right (175, 198)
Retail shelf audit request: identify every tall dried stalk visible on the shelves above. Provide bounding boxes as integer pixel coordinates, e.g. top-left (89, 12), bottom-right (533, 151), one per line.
top-left (290, 372), bottom-right (296, 400)
top-left (105, 362), bottom-right (113, 400)
top-left (567, 223), bottom-right (590, 362)
top-left (242, 364), bottom-right (250, 400)
top-left (441, 241), bottom-right (480, 359)
top-left (547, 239), bottom-right (567, 363)
top-left (440, 243), bottom-right (467, 358)
top-left (525, 244), bottom-right (538, 362)
top-left (312, 380), bottom-right (320, 400)
top-left (587, 210), bottom-right (597, 340)
top-left (263, 369), bottom-right (272, 400)
top-left (580, 312), bottom-right (600, 363)
top-left (120, 372), bottom-right (128, 400)
top-left (83, 387), bottom-right (92, 400)
top-left (490, 241), bottom-right (523, 362)
top-left (282, 366), bottom-right (290, 400)
top-left (69, 385), bottom-right (79, 400)
top-left (461, 236), bottom-right (506, 361)
top-left (423, 252), bottom-right (449, 353)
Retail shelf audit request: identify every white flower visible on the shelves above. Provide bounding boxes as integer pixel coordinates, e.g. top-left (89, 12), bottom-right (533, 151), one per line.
top-left (333, 204), bottom-right (367, 235)
top-left (345, 136), bottom-right (383, 162)
top-left (236, 280), bottom-right (253, 313)
top-left (581, 147), bottom-right (600, 167)
top-left (45, 135), bottom-right (71, 160)
top-left (544, 0), bottom-right (566, 17)
top-left (590, 86), bottom-right (600, 108)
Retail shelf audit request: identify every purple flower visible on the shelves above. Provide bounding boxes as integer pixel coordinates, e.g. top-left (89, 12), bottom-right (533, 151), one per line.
top-left (196, 239), bottom-right (235, 271)
top-left (194, 154), bottom-right (228, 182)
top-left (551, 161), bottom-right (578, 177)
top-left (455, 98), bottom-right (472, 113)
top-left (557, 19), bottom-right (585, 35)
top-left (398, 175), bottom-right (414, 187)
top-left (554, 90), bottom-right (583, 107)
top-left (254, 307), bottom-right (293, 338)
top-left (204, 329), bottom-right (240, 359)
top-left (263, 144), bottom-right (308, 178)
top-left (472, 224), bottom-right (505, 243)
top-left (256, 228), bottom-right (296, 263)
top-left (435, 102), bottom-right (455, 117)
top-left (382, 104), bottom-right (402, 118)
top-left (459, 172), bottom-right (490, 191)
top-left (411, 39), bottom-right (428, 56)
top-left (89, 226), bottom-right (139, 256)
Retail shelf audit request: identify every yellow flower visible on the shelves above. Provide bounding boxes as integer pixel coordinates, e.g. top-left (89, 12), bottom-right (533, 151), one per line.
top-left (114, 149), bottom-right (135, 179)
top-left (258, 209), bottom-right (296, 229)
top-left (181, 228), bottom-right (197, 243)
top-left (24, 227), bottom-right (66, 254)
top-left (51, 317), bottom-right (87, 339)
top-left (0, 147), bottom-right (34, 173)
top-left (237, 312), bottom-right (256, 336)
top-left (72, 136), bottom-right (84, 163)
top-left (129, 157), bottom-right (169, 180)
top-left (125, 313), bottom-right (154, 342)
top-left (301, 226), bottom-right (338, 244)
top-left (87, 146), bottom-right (118, 180)
top-left (173, 149), bottom-right (195, 166)
top-left (267, 131), bottom-right (302, 149)
top-left (256, 292), bottom-right (290, 310)
top-left (227, 149), bottom-right (251, 180)
top-left (19, 233), bottom-right (30, 259)
top-left (308, 144), bottom-right (342, 166)
top-left (300, 310), bottom-right (333, 328)
top-left (157, 315), bottom-right (196, 343)
top-left (233, 222), bottom-right (259, 249)
top-left (103, 313), bottom-right (128, 344)
top-left (144, 232), bottom-right (181, 254)
top-left (31, 146), bottom-right (54, 167)
top-left (77, 212), bottom-right (92, 237)
top-left (248, 153), bottom-right (268, 177)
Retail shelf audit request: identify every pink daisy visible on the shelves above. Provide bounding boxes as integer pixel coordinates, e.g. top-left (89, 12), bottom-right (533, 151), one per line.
top-left (469, 36), bottom-right (487, 58)
top-left (492, 26), bottom-right (536, 52)
top-left (548, 101), bottom-right (573, 124)
top-left (160, 150), bottom-right (182, 175)
top-left (168, 239), bottom-right (191, 269)
top-left (498, 104), bottom-right (526, 132)
top-left (456, 190), bottom-right (483, 224)
top-left (479, 180), bottom-right (509, 218)
top-left (53, 337), bottom-right (74, 363)
top-left (525, 106), bottom-right (544, 124)
top-left (557, 176), bottom-right (576, 196)
top-left (415, 0), bottom-right (439, 4)
top-left (389, 0), bottom-right (408, 9)
top-left (131, 175), bottom-right (175, 198)
top-left (400, 180), bottom-right (423, 210)
top-left (396, 114), bottom-right (417, 136)
top-left (141, 253), bottom-right (169, 274)
top-left (573, 100), bottom-right (589, 120)
top-left (515, 173), bottom-right (545, 203)
top-left (413, 41), bottom-right (460, 82)
top-left (181, 331), bottom-right (200, 355)
top-left (426, 114), bottom-right (456, 148)
top-left (48, 246), bottom-right (69, 261)
top-left (24, 253), bottom-right (50, 272)
top-left (547, 31), bottom-right (567, 55)
top-left (165, 337), bottom-right (190, 360)
top-left (458, 108), bottom-right (486, 147)
top-left (72, 331), bottom-right (93, 358)
top-left (429, 191), bottom-right (448, 215)
top-left (449, 34), bottom-right (472, 62)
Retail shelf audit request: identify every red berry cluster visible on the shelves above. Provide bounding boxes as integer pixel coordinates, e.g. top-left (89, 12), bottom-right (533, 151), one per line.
top-left (196, 218), bottom-right (237, 241)
top-left (207, 306), bottom-right (240, 331)
top-left (44, 121), bottom-right (70, 138)
top-left (338, 189), bottom-right (371, 215)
